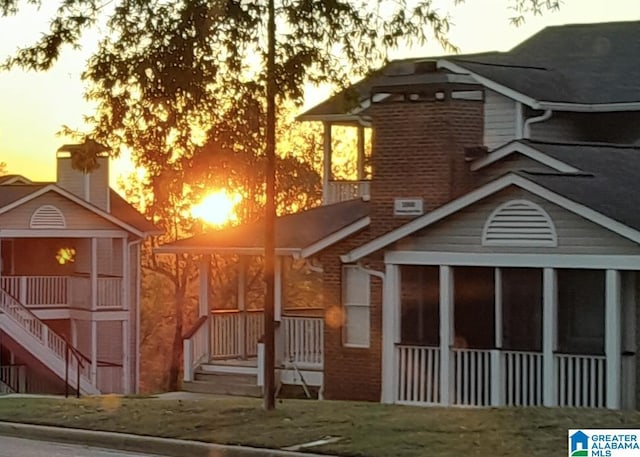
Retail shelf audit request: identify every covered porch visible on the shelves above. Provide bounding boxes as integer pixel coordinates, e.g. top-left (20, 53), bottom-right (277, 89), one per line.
top-left (158, 200), bottom-right (370, 395)
top-left (381, 253), bottom-right (638, 409)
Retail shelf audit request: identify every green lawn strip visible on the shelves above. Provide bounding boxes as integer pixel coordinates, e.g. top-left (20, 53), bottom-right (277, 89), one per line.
top-left (0, 396), bottom-right (638, 457)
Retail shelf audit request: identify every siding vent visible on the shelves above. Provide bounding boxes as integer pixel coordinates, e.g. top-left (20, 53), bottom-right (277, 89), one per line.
top-left (30, 205), bottom-right (66, 229)
top-left (482, 199), bottom-right (556, 247)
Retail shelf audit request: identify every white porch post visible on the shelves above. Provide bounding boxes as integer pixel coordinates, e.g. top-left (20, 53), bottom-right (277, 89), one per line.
top-left (357, 125), bottom-right (366, 181)
top-left (542, 268), bottom-right (557, 407)
top-left (122, 320), bottom-right (130, 394)
top-left (238, 256), bottom-right (246, 359)
top-left (121, 238), bottom-right (129, 310)
top-left (381, 263), bottom-right (398, 404)
top-left (606, 269), bottom-right (622, 409)
top-left (90, 238), bottom-right (98, 385)
top-left (198, 256), bottom-right (210, 318)
top-left (439, 265), bottom-right (454, 406)
top-left (322, 121), bottom-right (332, 204)
top-left (621, 272), bottom-right (636, 410)
top-left (491, 267), bottom-right (503, 406)
top-left (91, 320), bottom-right (98, 386)
top-left (275, 257), bottom-right (282, 321)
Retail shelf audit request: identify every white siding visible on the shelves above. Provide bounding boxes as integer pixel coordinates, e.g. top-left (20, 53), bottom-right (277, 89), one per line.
top-left (0, 192), bottom-right (122, 231)
top-left (484, 90), bottom-right (518, 150)
top-left (396, 187), bottom-right (640, 255)
top-left (57, 156), bottom-right (110, 211)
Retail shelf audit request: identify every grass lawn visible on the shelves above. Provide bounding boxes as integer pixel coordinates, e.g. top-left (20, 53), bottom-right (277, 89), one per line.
top-left (0, 395), bottom-right (638, 456)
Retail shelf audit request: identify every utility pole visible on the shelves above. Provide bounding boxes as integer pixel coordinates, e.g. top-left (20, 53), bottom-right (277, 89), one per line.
top-left (263, 0), bottom-right (277, 411)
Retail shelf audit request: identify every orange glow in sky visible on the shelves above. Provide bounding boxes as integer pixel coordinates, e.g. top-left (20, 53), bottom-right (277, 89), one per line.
top-left (1, 0), bottom-right (639, 186)
top-left (191, 190), bottom-right (242, 226)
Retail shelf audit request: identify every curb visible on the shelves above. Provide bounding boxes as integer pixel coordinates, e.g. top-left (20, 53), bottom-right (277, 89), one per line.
top-left (0, 421), bottom-right (333, 457)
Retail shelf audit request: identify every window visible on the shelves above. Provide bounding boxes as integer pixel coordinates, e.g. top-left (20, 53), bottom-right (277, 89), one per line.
top-left (342, 266), bottom-right (370, 347)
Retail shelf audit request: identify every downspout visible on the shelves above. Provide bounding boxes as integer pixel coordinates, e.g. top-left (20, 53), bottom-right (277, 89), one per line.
top-left (523, 109), bottom-right (553, 139)
top-left (356, 261), bottom-right (385, 281)
top-left (128, 238), bottom-right (143, 394)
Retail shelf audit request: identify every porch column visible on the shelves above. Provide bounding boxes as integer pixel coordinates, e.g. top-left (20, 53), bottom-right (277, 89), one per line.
top-left (381, 264), bottom-right (399, 404)
top-left (91, 320), bottom-right (98, 386)
top-left (275, 257), bottom-right (282, 321)
top-left (439, 265), bottom-right (454, 406)
top-left (237, 256), bottom-right (246, 359)
top-left (198, 256), bottom-right (211, 317)
top-left (122, 319), bottom-right (130, 394)
top-left (322, 121), bottom-right (332, 204)
top-left (605, 269), bottom-right (622, 409)
top-left (90, 238), bottom-right (98, 384)
top-left (90, 238), bottom-right (98, 310)
top-left (491, 268), bottom-right (504, 406)
top-left (121, 237), bottom-right (129, 310)
top-left (357, 125), bottom-right (366, 181)
top-left (542, 268), bottom-right (557, 407)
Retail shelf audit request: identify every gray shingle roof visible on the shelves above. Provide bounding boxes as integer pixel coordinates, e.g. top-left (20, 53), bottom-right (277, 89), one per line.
top-left (301, 20), bottom-right (640, 117)
top-left (510, 140), bottom-right (640, 231)
top-left (158, 198), bottom-right (370, 254)
top-left (450, 21), bottom-right (640, 104)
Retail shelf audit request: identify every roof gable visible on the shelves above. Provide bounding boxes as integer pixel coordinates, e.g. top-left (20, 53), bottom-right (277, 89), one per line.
top-left (342, 173), bottom-right (640, 263)
top-left (0, 184), bottom-right (148, 237)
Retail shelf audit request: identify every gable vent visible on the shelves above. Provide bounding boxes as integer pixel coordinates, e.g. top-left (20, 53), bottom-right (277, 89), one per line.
top-left (482, 199), bottom-right (556, 247)
top-left (30, 205), bottom-right (66, 229)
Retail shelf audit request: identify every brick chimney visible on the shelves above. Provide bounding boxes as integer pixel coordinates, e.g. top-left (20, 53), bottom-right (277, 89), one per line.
top-left (56, 147), bottom-right (111, 212)
top-left (368, 75), bottom-right (484, 238)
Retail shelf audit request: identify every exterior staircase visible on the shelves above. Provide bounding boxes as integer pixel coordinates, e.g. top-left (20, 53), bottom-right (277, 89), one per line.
top-left (182, 363), bottom-right (262, 397)
top-left (0, 288), bottom-right (99, 395)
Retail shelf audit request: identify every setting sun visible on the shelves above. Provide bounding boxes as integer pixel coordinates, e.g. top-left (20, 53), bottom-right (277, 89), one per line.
top-left (191, 190), bottom-right (241, 226)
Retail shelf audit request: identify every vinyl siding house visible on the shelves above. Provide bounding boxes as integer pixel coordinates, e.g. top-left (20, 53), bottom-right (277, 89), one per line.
top-left (0, 147), bottom-right (158, 395)
top-left (165, 20), bottom-right (640, 409)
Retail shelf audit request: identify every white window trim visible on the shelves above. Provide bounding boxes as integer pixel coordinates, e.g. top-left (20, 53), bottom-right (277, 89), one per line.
top-left (342, 265), bottom-right (371, 348)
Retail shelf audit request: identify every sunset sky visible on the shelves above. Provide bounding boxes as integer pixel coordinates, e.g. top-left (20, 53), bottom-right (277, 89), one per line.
top-left (1, 0), bottom-right (639, 187)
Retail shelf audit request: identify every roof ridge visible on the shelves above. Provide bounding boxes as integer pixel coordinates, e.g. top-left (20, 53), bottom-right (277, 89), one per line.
top-left (450, 59), bottom-right (548, 71)
top-left (524, 139), bottom-right (640, 150)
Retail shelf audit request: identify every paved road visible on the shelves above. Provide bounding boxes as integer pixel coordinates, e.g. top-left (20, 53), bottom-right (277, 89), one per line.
top-left (0, 435), bottom-right (163, 457)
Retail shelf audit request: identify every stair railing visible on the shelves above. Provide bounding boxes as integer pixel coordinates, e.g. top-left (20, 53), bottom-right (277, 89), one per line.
top-left (0, 287), bottom-right (94, 395)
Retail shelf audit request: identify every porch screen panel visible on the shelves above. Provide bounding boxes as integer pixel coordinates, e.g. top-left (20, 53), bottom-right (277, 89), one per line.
top-left (557, 269), bottom-right (605, 355)
top-left (400, 266), bottom-right (439, 346)
top-left (501, 268), bottom-right (542, 351)
top-left (454, 267), bottom-right (494, 349)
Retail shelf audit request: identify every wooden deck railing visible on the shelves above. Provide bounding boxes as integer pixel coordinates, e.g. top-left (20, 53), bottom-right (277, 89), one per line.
top-left (325, 180), bottom-right (370, 204)
top-left (396, 345), bottom-right (606, 408)
top-left (556, 353), bottom-right (606, 408)
top-left (1, 275), bottom-right (123, 309)
top-left (282, 316), bottom-right (323, 369)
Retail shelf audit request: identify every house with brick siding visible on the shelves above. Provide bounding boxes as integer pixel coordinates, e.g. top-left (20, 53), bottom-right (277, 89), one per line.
top-left (168, 20), bottom-right (640, 409)
top-left (0, 144), bottom-right (159, 395)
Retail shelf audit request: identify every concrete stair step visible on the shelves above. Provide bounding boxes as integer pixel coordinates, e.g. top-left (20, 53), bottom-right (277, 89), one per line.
top-left (194, 371), bottom-right (256, 385)
top-left (182, 380), bottom-right (262, 397)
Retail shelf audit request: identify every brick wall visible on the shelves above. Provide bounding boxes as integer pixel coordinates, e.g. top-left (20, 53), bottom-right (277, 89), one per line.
top-left (320, 94), bottom-right (484, 401)
top-left (369, 98), bottom-right (483, 238)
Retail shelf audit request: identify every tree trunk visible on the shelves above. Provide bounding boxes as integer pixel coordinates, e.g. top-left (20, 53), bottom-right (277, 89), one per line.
top-left (168, 293), bottom-right (184, 392)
